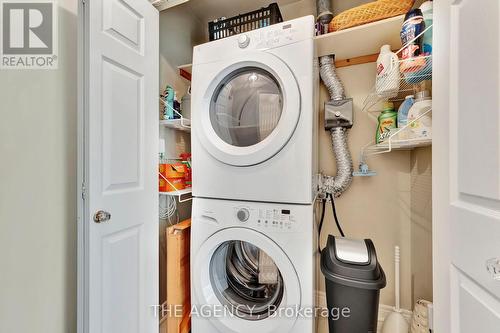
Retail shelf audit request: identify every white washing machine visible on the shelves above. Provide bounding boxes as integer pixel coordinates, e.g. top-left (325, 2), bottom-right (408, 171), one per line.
top-left (191, 197), bottom-right (316, 333)
top-left (191, 16), bottom-right (318, 204)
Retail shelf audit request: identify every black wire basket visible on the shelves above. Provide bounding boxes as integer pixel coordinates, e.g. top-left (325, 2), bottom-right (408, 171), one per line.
top-left (208, 3), bottom-right (283, 41)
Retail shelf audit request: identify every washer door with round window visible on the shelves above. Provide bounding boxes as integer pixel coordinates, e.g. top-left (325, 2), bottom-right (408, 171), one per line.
top-left (193, 228), bottom-right (301, 332)
top-left (196, 52), bottom-right (301, 166)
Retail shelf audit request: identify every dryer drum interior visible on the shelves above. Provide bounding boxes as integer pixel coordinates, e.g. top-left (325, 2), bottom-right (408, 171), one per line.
top-left (210, 240), bottom-right (285, 320)
top-left (210, 67), bottom-right (284, 147)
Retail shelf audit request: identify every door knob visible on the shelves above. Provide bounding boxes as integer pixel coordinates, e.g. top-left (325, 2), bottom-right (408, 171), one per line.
top-left (93, 210), bottom-right (111, 223)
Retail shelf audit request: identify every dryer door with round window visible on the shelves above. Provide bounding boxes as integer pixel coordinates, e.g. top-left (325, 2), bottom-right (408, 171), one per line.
top-left (197, 52), bottom-right (301, 166)
top-left (193, 228), bottom-right (301, 332)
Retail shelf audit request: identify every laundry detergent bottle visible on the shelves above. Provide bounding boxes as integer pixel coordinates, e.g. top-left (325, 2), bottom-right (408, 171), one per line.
top-left (397, 95), bottom-right (414, 139)
top-left (420, 1), bottom-right (433, 55)
top-left (376, 102), bottom-right (398, 144)
top-left (376, 45), bottom-right (400, 96)
top-left (407, 90), bottom-right (432, 140)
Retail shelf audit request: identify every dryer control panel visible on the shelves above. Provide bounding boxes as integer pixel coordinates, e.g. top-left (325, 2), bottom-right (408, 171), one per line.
top-left (252, 23), bottom-right (301, 49)
top-left (234, 206), bottom-right (298, 232)
top-left (193, 15), bottom-right (315, 66)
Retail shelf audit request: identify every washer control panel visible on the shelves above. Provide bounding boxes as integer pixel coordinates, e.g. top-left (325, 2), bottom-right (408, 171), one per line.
top-left (234, 206), bottom-right (297, 231)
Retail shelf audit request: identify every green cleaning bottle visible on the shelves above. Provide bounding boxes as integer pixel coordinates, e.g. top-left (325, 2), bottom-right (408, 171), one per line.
top-left (376, 102), bottom-right (398, 144)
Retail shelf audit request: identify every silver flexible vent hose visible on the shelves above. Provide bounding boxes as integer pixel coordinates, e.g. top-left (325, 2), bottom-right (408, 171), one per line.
top-left (319, 55), bottom-right (345, 101)
top-left (322, 128), bottom-right (353, 197)
top-left (316, 0), bottom-right (333, 25)
top-left (319, 55), bottom-right (353, 197)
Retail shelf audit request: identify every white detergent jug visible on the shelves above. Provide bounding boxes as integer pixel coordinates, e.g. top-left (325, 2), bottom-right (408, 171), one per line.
top-left (407, 90), bottom-right (432, 140)
top-left (376, 45), bottom-right (400, 96)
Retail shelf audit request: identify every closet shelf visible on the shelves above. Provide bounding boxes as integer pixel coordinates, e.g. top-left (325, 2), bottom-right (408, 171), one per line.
top-left (152, 0), bottom-right (189, 12)
top-left (160, 118), bottom-right (191, 132)
top-left (178, 16), bottom-right (404, 75)
top-left (178, 64), bottom-right (192, 81)
top-left (315, 15), bottom-right (404, 60)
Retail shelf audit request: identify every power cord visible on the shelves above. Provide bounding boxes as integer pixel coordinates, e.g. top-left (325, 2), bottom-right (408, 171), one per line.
top-left (317, 198), bottom-right (326, 252)
top-left (329, 193), bottom-right (345, 237)
top-left (317, 193), bottom-right (346, 251)
top-left (159, 194), bottom-right (177, 220)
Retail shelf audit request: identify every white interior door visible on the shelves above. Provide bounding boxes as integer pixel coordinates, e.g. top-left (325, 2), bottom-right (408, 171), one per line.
top-left (78, 0), bottom-right (159, 333)
top-left (434, 0), bottom-right (500, 332)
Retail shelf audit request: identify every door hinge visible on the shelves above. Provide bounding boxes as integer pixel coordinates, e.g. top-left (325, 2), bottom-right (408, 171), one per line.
top-left (81, 182), bottom-right (87, 200)
top-left (81, 0), bottom-right (86, 5)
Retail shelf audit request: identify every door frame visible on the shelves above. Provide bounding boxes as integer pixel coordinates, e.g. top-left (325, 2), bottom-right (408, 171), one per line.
top-left (433, 1), bottom-right (452, 331)
top-left (77, 0), bottom-right (88, 332)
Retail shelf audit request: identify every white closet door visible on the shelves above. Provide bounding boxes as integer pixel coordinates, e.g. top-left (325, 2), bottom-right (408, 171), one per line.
top-left (434, 0), bottom-right (500, 332)
top-left (78, 0), bottom-right (159, 333)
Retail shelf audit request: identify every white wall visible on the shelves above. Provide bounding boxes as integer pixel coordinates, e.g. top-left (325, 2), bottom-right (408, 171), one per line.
top-left (0, 1), bottom-right (78, 332)
top-left (315, 63), bottom-right (414, 333)
top-left (411, 147), bottom-right (433, 303)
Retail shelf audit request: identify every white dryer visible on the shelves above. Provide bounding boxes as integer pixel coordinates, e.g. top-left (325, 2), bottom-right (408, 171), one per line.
top-left (191, 16), bottom-right (318, 204)
top-left (191, 197), bottom-right (316, 333)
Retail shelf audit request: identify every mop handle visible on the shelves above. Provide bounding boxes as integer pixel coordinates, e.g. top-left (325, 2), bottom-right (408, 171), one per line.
top-left (428, 303), bottom-right (434, 332)
top-left (395, 246), bottom-right (400, 311)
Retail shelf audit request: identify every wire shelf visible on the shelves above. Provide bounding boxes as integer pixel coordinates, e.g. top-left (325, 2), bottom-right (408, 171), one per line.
top-left (159, 171), bottom-right (192, 203)
top-left (160, 118), bottom-right (191, 132)
top-left (159, 98), bottom-right (191, 132)
top-left (362, 108), bottom-right (432, 156)
top-left (159, 188), bottom-right (192, 203)
top-left (363, 55), bottom-right (432, 112)
top-left (362, 24), bottom-right (433, 113)
top-left (356, 23), bottom-right (433, 173)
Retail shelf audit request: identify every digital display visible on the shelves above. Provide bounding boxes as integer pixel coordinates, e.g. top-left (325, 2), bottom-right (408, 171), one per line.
top-left (281, 209), bottom-right (290, 215)
top-left (283, 24), bottom-right (292, 30)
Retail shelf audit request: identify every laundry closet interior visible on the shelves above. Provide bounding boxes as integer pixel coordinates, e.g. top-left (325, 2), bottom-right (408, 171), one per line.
top-left (155, 0), bottom-right (432, 332)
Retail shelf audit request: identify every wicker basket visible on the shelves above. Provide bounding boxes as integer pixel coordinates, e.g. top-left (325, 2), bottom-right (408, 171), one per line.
top-left (328, 0), bottom-right (415, 32)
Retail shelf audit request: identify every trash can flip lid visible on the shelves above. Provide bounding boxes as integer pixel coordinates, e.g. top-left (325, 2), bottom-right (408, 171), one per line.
top-left (321, 236), bottom-right (387, 290)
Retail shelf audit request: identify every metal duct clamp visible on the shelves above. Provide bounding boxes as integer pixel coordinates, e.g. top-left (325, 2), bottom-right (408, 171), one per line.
top-left (325, 98), bottom-right (354, 130)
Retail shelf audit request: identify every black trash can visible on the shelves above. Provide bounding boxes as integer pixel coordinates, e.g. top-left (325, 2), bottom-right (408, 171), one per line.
top-left (321, 236), bottom-right (386, 333)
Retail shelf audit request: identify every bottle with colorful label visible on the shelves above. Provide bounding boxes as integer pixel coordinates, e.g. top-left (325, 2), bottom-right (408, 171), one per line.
top-left (162, 86), bottom-right (175, 120)
top-left (376, 45), bottom-right (400, 96)
top-left (376, 102), bottom-right (398, 144)
top-left (407, 91), bottom-right (432, 140)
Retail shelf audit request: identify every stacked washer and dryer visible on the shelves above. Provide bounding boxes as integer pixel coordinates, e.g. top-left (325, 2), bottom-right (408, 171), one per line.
top-left (190, 16), bottom-right (318, 333)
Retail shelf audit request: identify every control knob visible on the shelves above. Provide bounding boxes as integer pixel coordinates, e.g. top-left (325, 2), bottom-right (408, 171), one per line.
top-left (237, 208), bottom-right (250, 222)
top-left (238, 34), bottom-right (250, 48)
